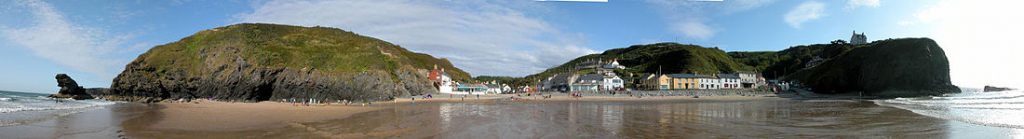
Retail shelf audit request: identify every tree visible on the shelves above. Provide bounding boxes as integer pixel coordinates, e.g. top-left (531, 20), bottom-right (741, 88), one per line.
top-left (830, 39), bottom-right (848, 45)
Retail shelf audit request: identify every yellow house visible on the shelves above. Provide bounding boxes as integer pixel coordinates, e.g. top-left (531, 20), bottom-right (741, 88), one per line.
top-left (656, 75), bottom-right (671, 90)
top-left (640, 74), bottom-right (672, 90)
top-left (668, 74), bottom-right (700, 89)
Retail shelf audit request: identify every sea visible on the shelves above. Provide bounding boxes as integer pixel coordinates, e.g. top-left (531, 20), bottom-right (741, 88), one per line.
top-left (877, 88), bottom-right (1024, 129)
top-left (0, 90), bottom-right (115, 126)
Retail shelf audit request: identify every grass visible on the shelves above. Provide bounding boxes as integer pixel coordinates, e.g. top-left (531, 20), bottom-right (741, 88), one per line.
top-left (132, 23), bottom-right (471, 81)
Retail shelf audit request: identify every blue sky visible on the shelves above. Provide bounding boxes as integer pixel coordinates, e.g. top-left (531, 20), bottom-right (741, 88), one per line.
top-left (1, 0), bottom-right (1022, 93)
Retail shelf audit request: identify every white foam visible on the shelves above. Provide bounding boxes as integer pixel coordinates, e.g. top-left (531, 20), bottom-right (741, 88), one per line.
top-left (877, 91), bottom-right (1024, 129)
top-left (0, 99), bottom-right (115, 113)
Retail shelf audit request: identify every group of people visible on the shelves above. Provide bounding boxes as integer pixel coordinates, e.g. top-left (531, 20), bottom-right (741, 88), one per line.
top-left (285, 98), bottom-right (358, 106)
top-left (412, 94), bottom-right (433, 102)
top-left (570, 92), bottom-right (584, 98)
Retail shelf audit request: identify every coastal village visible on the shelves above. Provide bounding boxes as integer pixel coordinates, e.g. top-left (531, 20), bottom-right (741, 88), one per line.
top-left (428, 58), bottom-right (773, 95)
top-left (424, 31), bottom-right (876, 96)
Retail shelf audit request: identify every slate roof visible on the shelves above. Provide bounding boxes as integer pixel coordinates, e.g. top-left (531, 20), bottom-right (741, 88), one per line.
top-left (458, 84), bottom-right (488, 88)
top-left (576, 74), bottom-right (604, 83)
top-left (718, 74), bottom-right (740, 79)
top-left (667, 73), bottom-right (715, 78)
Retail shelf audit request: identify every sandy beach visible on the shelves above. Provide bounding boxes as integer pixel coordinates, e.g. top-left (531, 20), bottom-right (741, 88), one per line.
top-left (119, 99), bottom-right (382, 138)
top-left (116, 93), bottom-right (785, 138)
top-left (116, 92), bottom-right (799, 138)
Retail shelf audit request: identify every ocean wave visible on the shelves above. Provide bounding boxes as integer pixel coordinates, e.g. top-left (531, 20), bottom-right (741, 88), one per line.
top-left (0, 100), bottom-right (115, 113)
top-left (0, 97), bottom-right (11, 101)
top-left (877, 91), bottom-right (1024, 129)
top-left (930, 94), bottom-right (1024, 100)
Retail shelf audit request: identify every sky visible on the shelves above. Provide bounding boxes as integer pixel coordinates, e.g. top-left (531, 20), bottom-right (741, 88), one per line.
top-left (1, 0), bottom-right (1021, 93)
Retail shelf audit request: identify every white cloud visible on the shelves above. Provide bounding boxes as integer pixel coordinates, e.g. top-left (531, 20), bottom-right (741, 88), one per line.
top-left (911, 0), bottom-right (1024, 88)
top-left (1, 0), bottom-right (131, 80)
top-left (235, 0), bottom-right (595, 77)
top-left (784, 1), bottom-right (826, 29)
top-left (846, 0), bottom-right (879, 9)
top-left (673, 22), bottom-right (715, 40)
top-left (648, 0), bottom-right (775, 40)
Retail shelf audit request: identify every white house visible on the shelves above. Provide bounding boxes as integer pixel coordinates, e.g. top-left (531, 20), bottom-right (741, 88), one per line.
top-left (571, 74), bottom-right (603, 91)
top-left (429, 66), bottom-right (456, 94)
top-left (697, 75), bottom-right (720, 89)
top-left (604, 59), bottom-right (626, 69)
top-left (485, 84), bottom-right (502, 94)
top-left (737, 71), bottom-right (759, 88)
top-left (439, 75), bottom-right (454, 93)
top-left (602, 75), bottom-right (624, 91)
top-left (501, 84), bottom-right (512, 93)
top-left (718, 74), bottom-right (741, 89)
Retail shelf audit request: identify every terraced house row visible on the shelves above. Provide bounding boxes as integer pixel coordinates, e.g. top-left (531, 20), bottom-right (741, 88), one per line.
top-left (638, 72), bottom-right (765, 90)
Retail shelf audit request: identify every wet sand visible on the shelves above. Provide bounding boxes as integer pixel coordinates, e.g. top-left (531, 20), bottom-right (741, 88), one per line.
top-left (262, 98), bottom-right (955, 138)
top-left (0, 103), bottom-right (147, 139)
top-left (204, 95), bottom-right (1021, 138)
top-left (120, 100), bottom-right (380, 138)
top-left (3, 93), bottom-right (1022, 138)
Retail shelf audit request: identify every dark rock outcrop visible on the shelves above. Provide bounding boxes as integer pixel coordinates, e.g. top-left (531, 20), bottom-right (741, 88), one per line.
top-left (84, 88), bottom-right (110, 97)
top-left (48, 74), bottom-right (94, 100)
top-left (788, 38), bottom-right (960, 97)
top-left (107, 23), bottom-right (459, 103)
top-left (983, 86), bottom-right (1015, 92)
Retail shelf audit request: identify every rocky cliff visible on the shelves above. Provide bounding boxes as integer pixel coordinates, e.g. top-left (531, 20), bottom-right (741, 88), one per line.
top-left (108, 23), bottom-right (468, 102)
top-left (787, 38), bottom-right (960, 97)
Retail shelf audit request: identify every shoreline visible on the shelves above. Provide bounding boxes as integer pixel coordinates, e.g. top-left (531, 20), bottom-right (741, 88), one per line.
top-left (7, 90), bottom-right (1008, 138)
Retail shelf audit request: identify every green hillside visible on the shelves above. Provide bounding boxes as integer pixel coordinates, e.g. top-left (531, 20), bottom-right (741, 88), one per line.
top-left (523, 42), bottom-right (753, 82)
top-left (140, 23), bottom-right (469, 80)
top-left (729, 41), bottom-right (853, 79)
top-left (108, 23), bottom-right (470, 102)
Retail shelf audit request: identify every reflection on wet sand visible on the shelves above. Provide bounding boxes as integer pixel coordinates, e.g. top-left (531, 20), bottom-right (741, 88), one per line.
top-left (10, 98), bottom-right (1024, 138)
top-left (264, 99), bottom-right (954, 138)
top-left (0, 103), bottom-right (147, 139)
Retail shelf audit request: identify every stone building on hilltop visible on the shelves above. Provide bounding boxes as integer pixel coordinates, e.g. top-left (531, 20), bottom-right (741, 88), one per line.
top-left (850, 31), bottom-right (867, 45)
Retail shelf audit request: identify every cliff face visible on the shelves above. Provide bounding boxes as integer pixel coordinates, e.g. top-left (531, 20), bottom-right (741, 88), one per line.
top-left (789, 38), bottom-right (960, 97)
top-left (109, 23), bottom-right (467, 102)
